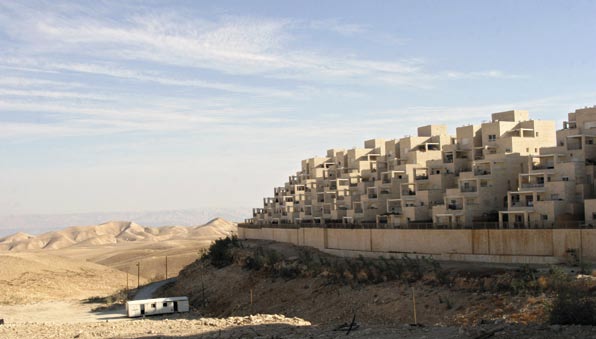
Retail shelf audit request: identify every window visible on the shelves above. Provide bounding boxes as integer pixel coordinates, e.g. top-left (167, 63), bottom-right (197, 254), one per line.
top-left (151, 303), bottom-right (156, 308)
top-left (488, 134), bottom-right (496, 141)
top-left (593, 213), bottom-right (596, 220)
top-left (536, 132), bottom-right (539, 137)
top-left (562, 177), bottom-right (569, 181)
top-left (542, 215), bottom-right (548, 220)
top-left (506, 148), bottom-right (511, 153)
top-left (163, 302), bottom-right (168, 307)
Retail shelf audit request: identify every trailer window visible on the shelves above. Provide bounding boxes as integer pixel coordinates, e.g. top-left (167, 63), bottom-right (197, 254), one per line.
top-left (163, 302), bottom-right (168, 307)
top-left (151, 303), bottom-right (156, 308)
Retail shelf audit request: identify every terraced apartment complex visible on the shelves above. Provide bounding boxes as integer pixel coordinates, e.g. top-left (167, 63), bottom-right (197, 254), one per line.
top-left (247, 107), bottom-right (596, 229)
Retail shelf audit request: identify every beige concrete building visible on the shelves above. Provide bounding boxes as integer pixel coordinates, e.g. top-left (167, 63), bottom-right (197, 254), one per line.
top-left (501, 107), bottom-right (596, 228)
top-left (249, 107), bottom-right (596, 229)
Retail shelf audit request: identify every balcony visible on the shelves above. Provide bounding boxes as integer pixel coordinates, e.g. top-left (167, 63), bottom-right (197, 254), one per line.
top-left (447, 204), bottom-right (463, 210)
top-left (388, 208), bottom-right (402, 215)
top-left (474, 169), bottom-right (491, 176)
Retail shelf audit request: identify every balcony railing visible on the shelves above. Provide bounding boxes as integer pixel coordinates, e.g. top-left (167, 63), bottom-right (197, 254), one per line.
top-left (474, 170), bottom-right (491, 176)
top-left (460, 187), bottom-right (477, 192)
top-left (567, 144), bottom-right (582, 151)
top-left (532, 165), bottom-right (555, 170)
top-left (521, 183), bottom-right (544, 188)
top-left (511, 201), bottom-right (534, 207)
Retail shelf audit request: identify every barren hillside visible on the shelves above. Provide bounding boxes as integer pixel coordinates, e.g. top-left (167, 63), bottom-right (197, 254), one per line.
top-left (0, 252), bottom-right (128, 304)
top-left (0, 218), bottom-right (237, 304)
top-left (164, 239), bottom-right (596, 329)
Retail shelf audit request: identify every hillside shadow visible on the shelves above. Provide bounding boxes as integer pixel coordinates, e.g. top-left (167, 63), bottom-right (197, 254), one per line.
top-left (127, 322), bottom-right (327, 339)
top-left (86, 303), bottom-right (129, 321)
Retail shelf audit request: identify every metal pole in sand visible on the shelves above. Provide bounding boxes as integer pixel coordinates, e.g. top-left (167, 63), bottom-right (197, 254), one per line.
top-left (250, 289), bottom-right (254, 314)
top-left (412, 287), bottom-right (417, 325)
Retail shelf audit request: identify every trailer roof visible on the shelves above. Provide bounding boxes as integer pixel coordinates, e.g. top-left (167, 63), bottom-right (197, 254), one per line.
top-left (126, 296), bottom-right (188, 305)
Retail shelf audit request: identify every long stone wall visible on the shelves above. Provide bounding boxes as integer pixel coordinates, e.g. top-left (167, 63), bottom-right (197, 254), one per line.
top-left (238, 226), bottom-right (596, 264)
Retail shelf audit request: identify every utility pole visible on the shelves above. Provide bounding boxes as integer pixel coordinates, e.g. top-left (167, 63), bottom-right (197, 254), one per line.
top-left (126, 271), bottom-right (129, 291)
top-left (165, 256), bottom-right (168, 280)
top-left (136, 262), bottom-right (140, 288)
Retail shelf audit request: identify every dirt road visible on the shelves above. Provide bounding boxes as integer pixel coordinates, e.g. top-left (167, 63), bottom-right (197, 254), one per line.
top-left (134, 278), bottom-right (176, 300)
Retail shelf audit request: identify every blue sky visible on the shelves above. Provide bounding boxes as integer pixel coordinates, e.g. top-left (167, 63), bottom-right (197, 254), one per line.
top-left (1, 1), bottom-right (596, 219)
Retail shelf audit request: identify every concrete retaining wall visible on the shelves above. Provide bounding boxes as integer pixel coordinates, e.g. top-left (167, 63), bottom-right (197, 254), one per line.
top-left (272, 228), bottom-right (299, 245)
top-left (239, 226), bottom-right (596, 263)
top-left (300, 228), bottom-right (326, 249)
top-left (488, 229), bottom-right (554, 256)
top-left (327, 229), bottom-right (372, 252)
top-left (371, 229), bottom-right (473, 254)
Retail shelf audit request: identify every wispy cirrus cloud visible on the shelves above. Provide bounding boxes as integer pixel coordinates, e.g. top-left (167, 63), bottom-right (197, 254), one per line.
top-left (0, 2), bottom-right (518, 88)
top-left (0, 0), bottom-right (527, 144)
top-left (443, 70), bottom-right (525, 80)
top-left (0, 58), bottom-right (296, 97)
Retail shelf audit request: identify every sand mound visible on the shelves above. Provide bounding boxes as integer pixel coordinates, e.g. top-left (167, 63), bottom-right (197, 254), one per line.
top-left (0, 232), bottom-right (33, 243)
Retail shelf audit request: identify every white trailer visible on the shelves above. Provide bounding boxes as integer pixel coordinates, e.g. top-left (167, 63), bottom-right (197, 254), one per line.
top-left (126, 296), bottom-right (189, 317)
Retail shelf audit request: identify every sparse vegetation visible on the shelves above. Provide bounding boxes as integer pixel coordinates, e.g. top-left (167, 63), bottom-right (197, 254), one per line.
top-left (241, 246), bottom-right (445, 285)
top-left (202, 235), bottom-right (242, 268)
top-left (549, 280), bottom-right (596, 325)
top-left (83, 288), bottom-right (135, 311)
top-left (164, 239), bottom-right (596, 331)
top-left (439, 295), bottom-right (454, 310)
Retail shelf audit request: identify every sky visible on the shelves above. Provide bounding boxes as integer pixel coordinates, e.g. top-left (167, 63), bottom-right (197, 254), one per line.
top-left (1, 1), bottom-right (596, 224)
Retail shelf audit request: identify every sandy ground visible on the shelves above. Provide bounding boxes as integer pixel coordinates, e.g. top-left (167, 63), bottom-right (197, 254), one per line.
top-left (0, 234), bottom-right (219, 305)
top-left (1, 312), bottom-right (596, 339)
top-left (0, 300), bottom-right (127, 324)
top-left (0, 252), bottom-right (128, 305)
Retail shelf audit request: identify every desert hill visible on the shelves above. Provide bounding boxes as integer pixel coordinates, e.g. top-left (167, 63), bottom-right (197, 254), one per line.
top-left (0, 218), bottom-right (237, 304)
top-left (0, 218), bottom-right (237, 251)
